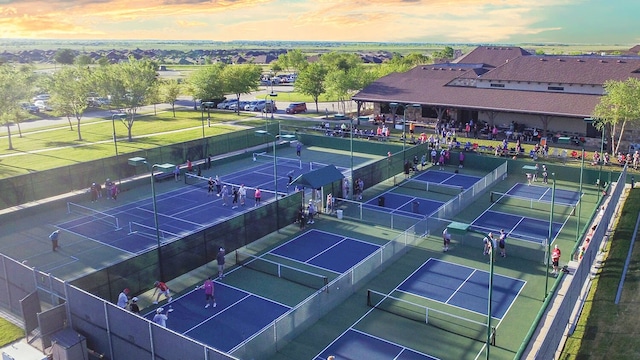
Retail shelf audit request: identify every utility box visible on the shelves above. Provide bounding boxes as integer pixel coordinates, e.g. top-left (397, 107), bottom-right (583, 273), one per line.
top-left (50, 329), bottom-right (87, 360)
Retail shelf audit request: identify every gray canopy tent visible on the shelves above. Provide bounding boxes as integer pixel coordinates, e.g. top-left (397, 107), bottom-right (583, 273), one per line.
top-left (290, 164), bottom-right (345, 213)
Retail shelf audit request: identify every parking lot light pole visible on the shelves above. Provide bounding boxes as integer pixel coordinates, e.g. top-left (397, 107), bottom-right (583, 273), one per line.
top-left (264, 92), bottom-right (277, 123)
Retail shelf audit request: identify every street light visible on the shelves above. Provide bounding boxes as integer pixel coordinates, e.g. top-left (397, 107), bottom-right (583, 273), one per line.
top-left (127, 157), bottom-right (171, 282)
top-left (544, 172), bottom-right (556, 298)
top-left (584, 117), bottom-right (606, 202)
top-left (200, 102), bottom-right (214, 159)
top-left (111, 113), bottom-right (127, 184)
top-left (264, 92), bottom-right (277, 122)
top-left (389, 103), bottom-right (421, 164)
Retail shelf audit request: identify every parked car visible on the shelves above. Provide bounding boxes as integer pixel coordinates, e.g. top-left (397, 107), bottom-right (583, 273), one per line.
top-left (263, 101), bottom-right (277, 113)
top-left (217, 99), bottom-right (237, 109)
top-left (248, 100), bottom-right (267, 112)
top-left (32, 94), bottom-right (50, 102)
top-left (34, 100), bottom-right (53, 111)
top-left (229, 101), bottom-right (249, 111)
top-left (285, 102), bottom-right (307, 114)
top-left (21, 103), bottom-right (40, 113)
top-left (200, 97), bottom-right (225, 110)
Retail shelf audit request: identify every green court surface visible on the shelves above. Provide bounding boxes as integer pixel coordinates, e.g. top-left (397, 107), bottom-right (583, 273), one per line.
top-left (0, 142), bottom-right (602, 360)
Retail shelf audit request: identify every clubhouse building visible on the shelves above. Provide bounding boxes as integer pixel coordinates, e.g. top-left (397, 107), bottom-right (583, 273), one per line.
top-left (352, 46), bottom-right (640, 150)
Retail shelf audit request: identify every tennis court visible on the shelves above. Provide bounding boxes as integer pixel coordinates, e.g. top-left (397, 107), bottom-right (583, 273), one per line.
top-left (470, 183), bottom-right (580, 244)
top-left (269, 229), bottom-right (383, 274)
top-left (55, 154), bottom-right (322, 254)
top-left (362, 171), bottom-right (481, 218)
top-left (142, 282), bottom-right (290, 353)
top-left (314, 258), bottom-right (524, 359)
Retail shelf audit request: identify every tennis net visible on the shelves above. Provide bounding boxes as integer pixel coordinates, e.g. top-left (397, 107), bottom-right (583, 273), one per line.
top-left (67, 202), bottom-right (120, 229)
top-left (490, 191), bottom-right (576, 216)
top-left (236, 251), bottom-right (329, 291)
top-left (367, 289), bottom-right (490, 343)
top-left (184, 173), bottom-right (286, 198)
top-left (128, 221), bottom-right (179, 241)
top-left (396, 178), bottom-right (464, 197)
top-left (253, 152), bottom-right (302, 169)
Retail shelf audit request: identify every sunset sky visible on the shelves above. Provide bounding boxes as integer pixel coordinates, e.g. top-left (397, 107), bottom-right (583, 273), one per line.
top-left (0, 0), bottom-right (638, 44)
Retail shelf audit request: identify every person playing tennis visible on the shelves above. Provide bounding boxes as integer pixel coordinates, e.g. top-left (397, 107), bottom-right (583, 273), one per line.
top-left (197, 276), bottom-right (216, 308)
top-left (152, 281), bottom-right (172, 304)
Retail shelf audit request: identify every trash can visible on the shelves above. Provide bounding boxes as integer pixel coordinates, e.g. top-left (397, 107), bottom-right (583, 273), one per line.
top-left (336, 210), bottom-right (343, 219)
top-left (412, 201), bottom-right (420, 214)
top-left (378, 197), bottom-right (385, 207)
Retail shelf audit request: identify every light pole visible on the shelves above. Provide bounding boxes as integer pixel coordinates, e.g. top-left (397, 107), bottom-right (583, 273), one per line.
top-left (390, 103), bottom-right (421, 165)
top-left (264, 92), bottom-right (277, 123)
top-left (545, 172), bottom-right (556, 298)
top-left (486, 233), bottom-right (495, 359)
top-left (350, 117), bottom-right (354, 198)
top-left (584, 117), bottom-right (606, 202)
top-left (111, 113), bottom-right (126, 185)
top-left (200, 102), bottom-right (214, 159)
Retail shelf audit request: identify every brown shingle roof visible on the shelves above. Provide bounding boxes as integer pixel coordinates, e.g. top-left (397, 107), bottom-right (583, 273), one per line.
top-left (453, 46), bottom-right (531, 67)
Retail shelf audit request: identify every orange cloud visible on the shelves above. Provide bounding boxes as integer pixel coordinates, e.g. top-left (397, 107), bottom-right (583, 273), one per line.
top-left (176, 20), bottom-right (207, 28)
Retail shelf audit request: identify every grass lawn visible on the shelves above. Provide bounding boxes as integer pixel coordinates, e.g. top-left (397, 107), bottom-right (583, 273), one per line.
top-left (0, 317), bottom-right (23, 347)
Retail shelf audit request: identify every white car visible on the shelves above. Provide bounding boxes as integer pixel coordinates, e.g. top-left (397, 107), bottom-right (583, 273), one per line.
top-left (249, 100), bottom-right (267, 112)
top-left (217, 99), bottom-right (237, 109)
top-left (32, 94), bottom-right (50, 102)
top-left (34, 100), bottom-right (52, 111)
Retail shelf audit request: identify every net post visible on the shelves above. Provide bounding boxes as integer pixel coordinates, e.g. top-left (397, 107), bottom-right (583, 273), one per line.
top-left (367, 289), bottom-right (371, 307)
top-left (115, 217), bottom-right (120, 230)
top-left (67, 202), bottom-right (71, 214)
top-left (491, 326), bottom-right (496, 346)
top-left (425, 307), bottom-right (429, 324)
top-left (128, 221), bottom-right (133, 235)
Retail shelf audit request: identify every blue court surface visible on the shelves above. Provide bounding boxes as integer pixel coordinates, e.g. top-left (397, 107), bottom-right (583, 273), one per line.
top-left (143, 282), bottom-right (289, 353)
top-left (363, 193), bottom-right (444, 219)
top-left (315, 328), bottom-right (438, 360)
top-left (413, 170), bottom-right (480, 190)
top-left (398, 259), bottom-right (525, 319)
top-left (270, 230), bottom-right (382, 274)
top-left (56, 159), bottom-right (310, 254)
top-left (506, 183), bottom-right (581, 206)
top-left (470, 210), bottom-right (564, 244)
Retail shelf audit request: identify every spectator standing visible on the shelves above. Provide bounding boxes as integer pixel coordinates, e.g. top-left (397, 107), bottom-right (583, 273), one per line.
top-left (186, 159), bottom-right (193, 173)
top-left (152, 281), bottom-right (172, 304)
top-left (438, 153), bottom-right (445, 170)
top-left (117, 288), bottom-right (129, 308)
top-left (207, 154), bottom-right (212, 169)
top-left (307, 200), bottom-right (316, 224)
top-left (173, 165), bottom-right (180, 182)
top-left (217, 248), bottom-right (226, 279)
top-left (296, 142), bottom-right (302, 157)
top-left (542, 165), bottom-right (548, 184)
top-left (431, 148), bottom-right (437, 165)
top-left (129, 297), bottom-right (140, 314)
top-left (551, 245), bottom-right (562, 276)
top-left (199, 277), bottom-right (216, 308)
top-left (357, 178), bottom-right (364, 200)
top-left (298, 207), bottom-right (306, 229)
top-left (442, 228), bottom-right (451, 252)
top-left (153, 308), bottom-right (170, 327)
top-left (49, 230), bottom-right (61, 252)
top-left (459, 152), bottom-right (465, 168)
top-left (342, 178), bottom-right (350, 199)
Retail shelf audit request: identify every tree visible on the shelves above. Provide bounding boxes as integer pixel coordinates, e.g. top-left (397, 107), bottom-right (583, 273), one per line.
top-left (48, 66), bottom-right (91, 140)
top-left (186, 63), bottom-right (226, 107)
top-left (74, 55), bottom-right (94, 66)
top-left (592, 78), bottom-right (640, 155)
top-left (0, 64), bottom-right (33, 149)
top-left (278, 49), bottom-right (308, 73)
top-left (108, 58), bottom-right (159, 141)
top-left (432, 46), bottom-right (455, 61)
top-left (54, 49), bottom-right (76, 65)
top-left (295, 62), bottom-right (327, 113)
top-left (159, 79), bottom-right (181, 117)
top-left (221, 64), bottom-right (262, 114)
